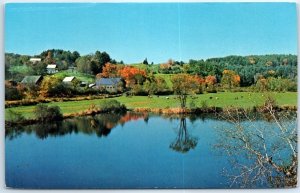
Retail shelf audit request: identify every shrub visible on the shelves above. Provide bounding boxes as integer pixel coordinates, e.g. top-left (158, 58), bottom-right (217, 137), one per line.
top-left (263, 96), bottom-right (277, 108)
top-left (132, 84), bottom-right (147, 96)
top-left (255, 78), bottom-right (268, 92)
top-left (264, 77), bottom-right (297, 92)
top-left (34, 104), bottom-right (63, 122)
top-left (200, 100), bottom-right (208, 109)
top-left (5, 87), bottom-right (24, 100)
top-left (206, 87), bottom-right (217, 93)
top-left (5, 81), bottom-right (25, 100)
top-left (255, 96), bottom-right (278, 113)
top-left (99, 99), bottom-right (126, 111)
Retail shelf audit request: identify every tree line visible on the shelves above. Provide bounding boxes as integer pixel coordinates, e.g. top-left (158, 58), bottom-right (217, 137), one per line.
top-left (5, 49), bottom-right (297, 102)
top-left (6, 50), bottom-right (297, 84)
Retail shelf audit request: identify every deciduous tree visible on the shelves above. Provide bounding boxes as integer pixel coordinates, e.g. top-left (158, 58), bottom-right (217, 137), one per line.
top-left (97, 62), bottom-right (119, 78)
top-left (221, 70), bottom-right (241, 89)
top-left (205, 75), bottom-right (217, 86)
top-left (171, 74), bottom-right (200, 108)
top-left (118, 66), bottom-right (147, 87)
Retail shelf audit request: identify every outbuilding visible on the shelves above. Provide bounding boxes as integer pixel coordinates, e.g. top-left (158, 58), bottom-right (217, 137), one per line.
top-left (95, 77), bottom-right (123, 93)
top-left (46, 64), bottom-right (58, 74)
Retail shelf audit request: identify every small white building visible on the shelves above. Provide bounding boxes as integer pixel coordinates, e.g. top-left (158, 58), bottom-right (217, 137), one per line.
top-left (46, 64), bottom-right (58, 74)
top-left (62, 76), bottom-right (76, 84)
top-left (29, 58), bottom-right (41, 63)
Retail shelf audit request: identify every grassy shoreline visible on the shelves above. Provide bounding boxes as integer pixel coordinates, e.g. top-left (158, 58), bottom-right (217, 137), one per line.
top-left (6, 105), bottom-right (297, 127)
top-left (5, 92), bottom-right (297, 121)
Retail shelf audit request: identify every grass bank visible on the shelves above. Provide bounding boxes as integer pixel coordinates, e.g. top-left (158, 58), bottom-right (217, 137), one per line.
top-left (5, 92), bottom-right (297, 120)
top-left (6, 100), bottom-right (127, 125)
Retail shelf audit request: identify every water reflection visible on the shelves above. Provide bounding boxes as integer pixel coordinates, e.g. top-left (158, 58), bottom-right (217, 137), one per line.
top-left (5, 111), bottom-right (297, 188)
top-left (5, 112), bottom-right (149, 140)
top-left (169, 117), bottom-right (198, 153)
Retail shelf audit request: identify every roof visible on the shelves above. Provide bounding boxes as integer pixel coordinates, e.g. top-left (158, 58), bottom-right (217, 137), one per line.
top-left (30, 58), bottom-right (41, 62)
top-left (47, 64), bottom-right (57, 69)
top-left (89, 83), bottom-right (96, 88)
top-left (96, 78), bottom-right (122, 86)
top-left (21, 76), bottom-right (42, 84)
top-left (63, 76), bottom-right (75, 82)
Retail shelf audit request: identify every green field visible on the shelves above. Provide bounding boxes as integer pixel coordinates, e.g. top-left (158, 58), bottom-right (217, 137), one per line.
top-left (131, 63), bottom-right (160, 73)
top-left (9, 65), bottom-right (32, 74)
top-left (5, 92), bottom-right (297, 120)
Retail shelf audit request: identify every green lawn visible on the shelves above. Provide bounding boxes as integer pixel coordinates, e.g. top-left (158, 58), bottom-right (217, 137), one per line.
top-left (5, 92), bottom-right (297, 120)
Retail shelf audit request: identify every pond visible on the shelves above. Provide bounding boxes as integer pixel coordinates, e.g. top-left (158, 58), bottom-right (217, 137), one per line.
top-left (5, 111), bottom-right (297, 189)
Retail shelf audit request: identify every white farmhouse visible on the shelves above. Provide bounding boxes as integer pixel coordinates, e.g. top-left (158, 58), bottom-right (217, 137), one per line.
top-left (46, 64), bottom-right (58, 74)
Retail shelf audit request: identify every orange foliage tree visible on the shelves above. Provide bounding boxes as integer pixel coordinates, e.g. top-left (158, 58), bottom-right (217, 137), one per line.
top-left (118, 66), bottom-right (147, 87)
top-left (194, 75), bottom-right (205, 85)
top-left (97, 62), bottom-right (120, 78)
top-left (221, 70), bottom-right (240, 89)
top-left (205, 75), bottom-right (217, 86)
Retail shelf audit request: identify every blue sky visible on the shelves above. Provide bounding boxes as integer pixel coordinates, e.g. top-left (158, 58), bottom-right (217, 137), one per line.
top-left (5, 3), bottom-right (297, 63)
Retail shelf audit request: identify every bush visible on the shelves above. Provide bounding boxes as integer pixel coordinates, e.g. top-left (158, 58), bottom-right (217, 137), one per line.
top-left (255, 96), bottom-right (278, 112)
top-left (5, 87), bottom-right (24, 100)
top-left (200, 100), bottom-right (208, 109)
top-left (99, 99), bottom-right (126, 111)
top-left (263, 96), bottom-right (277, 108)
top-left (263, 77), bottom-right (297, 92)
top-left (132, 84), bottom-right (147, 96)
top-left (206, 87), bottom-right (217, 93)
top-left (34, 104), bottom-right (63, 122)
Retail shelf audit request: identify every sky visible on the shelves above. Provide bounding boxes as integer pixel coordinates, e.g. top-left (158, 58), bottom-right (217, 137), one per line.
top-left (5, 3), bottom-right (298, 64)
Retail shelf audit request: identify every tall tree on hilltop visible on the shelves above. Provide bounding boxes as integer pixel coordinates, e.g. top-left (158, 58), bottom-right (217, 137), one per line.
top-left (142, 58), bottom-right (148, 65)
top-left (44, 51), bottom-right (54, 64)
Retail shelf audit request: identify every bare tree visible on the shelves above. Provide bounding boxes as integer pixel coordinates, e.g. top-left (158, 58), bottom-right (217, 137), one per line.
top-left (216, 99), bottom-right (297, 188)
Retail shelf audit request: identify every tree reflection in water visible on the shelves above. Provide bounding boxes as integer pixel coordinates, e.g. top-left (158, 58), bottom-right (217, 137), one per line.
top-left (5, 112), bottom-right (149, 140)
top-left (170, 117), bottom-right (198, 153)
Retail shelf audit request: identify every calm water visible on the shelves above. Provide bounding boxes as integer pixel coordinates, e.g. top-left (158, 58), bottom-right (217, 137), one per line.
top-left (5, 112), bottom-right (296, 189)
